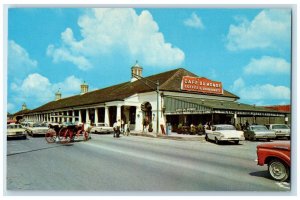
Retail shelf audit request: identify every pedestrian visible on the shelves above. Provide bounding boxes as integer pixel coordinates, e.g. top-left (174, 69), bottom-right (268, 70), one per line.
top-left (143, 116), bottom-right (149, 132)
top-left (113, 121), bottom-right (117, 137)
top-left (121, 119), bottom-right (125, 134)
top-left (126, 121), bottom-right (131, 136)
top-left (116, 119), bottom-right (121, 138)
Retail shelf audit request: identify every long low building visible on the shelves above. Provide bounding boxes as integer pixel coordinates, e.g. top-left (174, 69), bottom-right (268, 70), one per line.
top-left (13, 63), bottom-right (289, 133)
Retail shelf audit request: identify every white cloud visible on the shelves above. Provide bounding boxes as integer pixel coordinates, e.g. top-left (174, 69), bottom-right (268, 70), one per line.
top-left (7, 103), bottom-right (15, 113)
top-left (184, 12), bottom-right (204, 29)
top-left (52, 75), bottom-right (82, 93)
top-left (47, 8), bottom-right (185, 69)
top-left (8, 40), bottom-right (38, 77)
top-left (244, 56), bottom-right (290, 75)
top-left (238, 84), bottom-right (290, 100)
top-left (47, 44), bottom-right (92, 71)
top-left (11, 73), bottom-right (83, 104)
top-left (231, 77), bottom-right (245, 92)
top-left (12, 73), bottom-right (53, 102)
top-left (226, 9), bottom-right (291, 51)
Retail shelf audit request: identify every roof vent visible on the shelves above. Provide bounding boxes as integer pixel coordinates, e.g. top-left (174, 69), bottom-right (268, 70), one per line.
top-left (22, 103), bottom-right (27, 110)
top-left (55, 89), bottom-right (61, 101)
top-left (81, 81), bottom-right (89, 94)
top-left (131, 60), bottom-right (143, 82)
top-left (201, 100), bottom-right (204, 104)
top-left (238, 102), bottom-right (240, 106)
top-left (220, 101), bottom-right (224, 105)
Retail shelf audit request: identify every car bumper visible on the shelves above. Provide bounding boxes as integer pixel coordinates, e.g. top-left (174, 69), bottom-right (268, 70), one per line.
top-left (275, 133), bottom-right (290, 137)
top-left (7, 134), bottom-right (26, 139)
top-left (255, 135), bottom-right (276, 139)
top-left (219, 136), bottom-right (245, 141)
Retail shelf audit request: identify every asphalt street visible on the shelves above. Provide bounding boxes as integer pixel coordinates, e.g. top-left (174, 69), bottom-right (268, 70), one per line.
top-left (6, 134), bottom-right (291, 194)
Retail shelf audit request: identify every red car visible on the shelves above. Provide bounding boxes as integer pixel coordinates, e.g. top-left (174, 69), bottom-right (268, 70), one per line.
top-left (256, 141), bottom-right (290, 181)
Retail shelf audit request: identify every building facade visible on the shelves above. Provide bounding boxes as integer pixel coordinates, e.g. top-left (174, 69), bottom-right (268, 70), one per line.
top-left (14, 64), bottom-right (289, 133)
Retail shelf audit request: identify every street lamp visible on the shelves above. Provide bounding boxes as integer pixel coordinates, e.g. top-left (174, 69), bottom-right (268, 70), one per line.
top-left (132, 73), bottom-right (160, 136)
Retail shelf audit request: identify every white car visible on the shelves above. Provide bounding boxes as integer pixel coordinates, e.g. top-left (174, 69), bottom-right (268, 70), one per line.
top-left (266, 124), bottom-right (290, 139)
top-left (7, 124), bottom-right (27, 140)
top-left (90, 123), bottom-right (114, 134)
top-left (205, 124), bottom-right (245, 144)
top-left (26, 123), bottom-right (49, 137)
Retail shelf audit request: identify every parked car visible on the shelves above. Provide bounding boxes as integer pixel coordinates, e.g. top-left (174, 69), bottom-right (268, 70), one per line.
top-left (26, 123), bottom-right (49, 137)
top-left (265, 124), bottom-right (290, 139)
top-left (205, 124), bottom-right (245, 144)
top-left (256, 141), bottom-right (290, 181)
top-left (90, 123), bottom-right (114, 134)
top-left (244, 125), bottom-right (276, 141)
top-left (7, 123), bottom-right (27, 140)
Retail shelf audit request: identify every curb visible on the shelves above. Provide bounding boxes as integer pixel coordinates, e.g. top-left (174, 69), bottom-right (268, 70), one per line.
top-left (130, 132), bottom-right (205, 141)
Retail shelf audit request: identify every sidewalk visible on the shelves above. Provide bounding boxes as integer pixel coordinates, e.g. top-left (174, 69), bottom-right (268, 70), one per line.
top-left (130, 131), bottom-right (205, 141)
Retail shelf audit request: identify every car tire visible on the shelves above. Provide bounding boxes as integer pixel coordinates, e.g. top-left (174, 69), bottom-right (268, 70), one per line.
top-left (234, 140), bottom-right (239, 145)
top-left (95, 130), bottom-right (97, 134)
top-left (268, 159), bottom-right (289, 182)
top-left (215, 137), bottom-right (219, 144)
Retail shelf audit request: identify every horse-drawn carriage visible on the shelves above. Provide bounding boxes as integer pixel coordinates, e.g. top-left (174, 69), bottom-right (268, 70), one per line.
top-left (45, 122), bottom-right (89, 144)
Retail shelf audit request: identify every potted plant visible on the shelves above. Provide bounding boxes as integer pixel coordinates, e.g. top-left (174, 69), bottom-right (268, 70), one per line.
top-left (197, 123), bottom-right (204, 135)
top-left (148, 122), bottom-right (153, 132)
top-left (177, 123), bottom-right (183, 134)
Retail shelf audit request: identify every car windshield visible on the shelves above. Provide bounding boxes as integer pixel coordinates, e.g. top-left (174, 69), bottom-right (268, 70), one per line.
top-left (8, 124), bottom-right (22, 129)
top-left (251, 126), bottom-right (268, 131)
top-left (97, 123), bottom-right (106, 127)
top-left (40, 123), bottom-right (48, 127)
top-left (33, 123), bottom-right (42, 127)
top-left (216, 125), bottom-right (236, 130)
top-left (273, 125), bottom-right (289, 129)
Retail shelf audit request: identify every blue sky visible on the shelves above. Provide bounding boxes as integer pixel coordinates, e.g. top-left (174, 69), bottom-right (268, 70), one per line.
top-left (7, 8), bottom-right (291, 113)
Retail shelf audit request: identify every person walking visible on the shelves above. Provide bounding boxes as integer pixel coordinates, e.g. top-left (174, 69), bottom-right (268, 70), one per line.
top-left (125, 121), bottom-right (130, 136)
top-left (116, 119), bottom-right (121, 138)
top-left (113, 121), bottom-right (117, 137)
top-left (121, 119), bottom-right (125, 135)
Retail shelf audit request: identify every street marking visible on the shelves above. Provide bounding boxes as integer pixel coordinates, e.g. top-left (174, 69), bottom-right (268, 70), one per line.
top-left (275, 182), bottom-right (290, 190)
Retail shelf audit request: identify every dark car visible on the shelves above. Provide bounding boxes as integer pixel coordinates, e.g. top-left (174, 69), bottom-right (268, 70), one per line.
top-left (257, 141), bottom-right (290, 181)
top-left (244, 125), bottom-right (276, 141)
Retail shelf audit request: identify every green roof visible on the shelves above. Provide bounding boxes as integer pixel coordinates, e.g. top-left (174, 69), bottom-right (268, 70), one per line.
top-left (164, 96), bottom-right (288, 115)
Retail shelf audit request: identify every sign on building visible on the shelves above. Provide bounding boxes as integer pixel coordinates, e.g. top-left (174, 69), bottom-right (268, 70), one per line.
top-left (181, 76), bottom-right (223, 95)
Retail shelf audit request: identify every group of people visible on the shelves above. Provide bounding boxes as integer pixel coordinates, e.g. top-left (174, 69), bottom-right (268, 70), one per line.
top-left (113, 119), bottom-right (131, 138)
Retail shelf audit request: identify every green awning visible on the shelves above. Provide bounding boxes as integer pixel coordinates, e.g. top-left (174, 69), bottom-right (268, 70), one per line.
top-left (163, 96), bottom-right (286, 117)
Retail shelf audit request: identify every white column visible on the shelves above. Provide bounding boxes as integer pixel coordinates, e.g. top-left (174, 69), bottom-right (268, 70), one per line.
top-left (79, 110), bottom-right (82, 123)
top-left (86, 109), bottom-right (90, 124)
top-left (94, 108), bottom-right (98, 124)
top-left (117, 105), bottom-right (121, 121)
top-left (72, 111), bottom-right (75, 123)
top-left (66, 111), bottom-right (69, 122)
top-left (104, 106), bottom-right (109, 125)
top-left (135, 105), bottom-right (142, 131)
top-left (62, 112), bottom-right (65, 122)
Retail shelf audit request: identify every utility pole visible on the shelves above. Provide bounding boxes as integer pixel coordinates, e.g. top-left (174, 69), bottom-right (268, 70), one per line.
top-left (132, 73), bottom-right (160, 136)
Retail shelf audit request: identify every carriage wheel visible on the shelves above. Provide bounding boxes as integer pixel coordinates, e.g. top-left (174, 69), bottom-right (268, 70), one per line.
top-left (58, 127), bottom-right (71, 144)
top-left (45, 129), bottom-right (56, 143)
